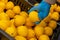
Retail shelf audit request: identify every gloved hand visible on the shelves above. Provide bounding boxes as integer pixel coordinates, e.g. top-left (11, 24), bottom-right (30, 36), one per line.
top-left (28, 0), bottom-right (56, 24)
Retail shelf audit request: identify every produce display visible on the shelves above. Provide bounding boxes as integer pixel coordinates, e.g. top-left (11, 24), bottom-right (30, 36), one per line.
top-left (0, 0), bottom-right (60, 40)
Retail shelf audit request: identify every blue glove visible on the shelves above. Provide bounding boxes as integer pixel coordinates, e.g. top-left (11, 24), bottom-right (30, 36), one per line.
top-left (28, 0), bottom-right (51, 24)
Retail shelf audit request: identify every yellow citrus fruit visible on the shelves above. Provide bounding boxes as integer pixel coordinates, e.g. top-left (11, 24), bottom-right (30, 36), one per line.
top-left (6, 1), bottom-right (14, 9)
top-left (0, 1), bottom-right (5, 10)
top-left (0, 12), bottom-right (10, 20)
top-left (49, 20), bottom-right (57, 29)
top-left (15, 36), bottom-right (26, 40)
top-left (0, 0), bottom-right (8, 4)
top-left (14, 15), bottom-right (26, 26)
top-left (17, 26), bottom-right (28, 37)
top-left (29, 11), bottom-right (40, 22)
top-left (37, 21), bottom-right (47, 27)
top-left (27, 29), bottom-right (35, 39)
top-left (10, 20), bottom-right (15, 27)
top-left (34, 3), bottom-right (39, 6)
top-left (10, 19), bottom-right (14, 25)
top-left (0, 7), bottom-right (4, 13)
top-left (29, 38), bottom-right (37, 40)
top-left (51, 12), bottom-right (59, 21)
top-left (20, 11), bottom-right (28, 18)
top-left (5, 26), bottom-right (17, 37)
top-left (44, 27), bottom-right (53, 36)
top-left (25, 18), bottom-right (35, 28)
top-left (55, 6), bottom-right (60, 12)
top-left (13, 6), bottom-right (21, 14)
top-left (39, 35), bottom-right (50, 40)
top-left (50, 4), bottom-right (57, 13)
top-left (34, 26), bottom-right (44, 37)
top-left (0, 20), bottom-right (10, 30)
top-left (6, 9), bottom-right (15, 18)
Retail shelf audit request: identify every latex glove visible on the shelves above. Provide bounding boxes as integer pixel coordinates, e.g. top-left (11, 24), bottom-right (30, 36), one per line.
top-left (28, 0), bottom-right (56, 13)
top-left (28, 0), bottom-right (56, 24)
top-left (28, 1), bottom-right (50, 19)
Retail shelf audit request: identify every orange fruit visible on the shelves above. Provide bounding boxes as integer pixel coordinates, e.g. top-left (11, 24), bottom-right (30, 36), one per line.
top-left (20, 11), bottom-right (28, 18)
top-left (13, 6), bottom-right (21, 14)
top-left (15, 36), bottom-right (26, 40)
top-left (17, 26), bottom-right (28, 37)
top-left (27, 29), bottom-right (35, 39)
top-left (6, 1), bottom-right (14, 9)
top-left (39, 35), bottom-right (50, 40)
top-left (25, 18), bottom-right (35, 28)
top-left (29, 11), bottom-right (40, 22)
top-left (49, 20), bottom-right (57, 29)
top-left (34, 26), bottom-right (44, 37)
top-left (51, 12), bottom-right (59, 21)
top-left (5, 26), bottom-right (17, 37)
top-left (6, 9), bottom-right (15, 18)
top-left (44, 27), bottom-right (53, 36)
top-left (0, 20), bottom-right (10, 30)
top-left (14, 15), bottom-right (26, 26)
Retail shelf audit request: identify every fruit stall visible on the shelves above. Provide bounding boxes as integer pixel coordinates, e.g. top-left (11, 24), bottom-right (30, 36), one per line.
top-left (0, 0), bottom-right (60, 40)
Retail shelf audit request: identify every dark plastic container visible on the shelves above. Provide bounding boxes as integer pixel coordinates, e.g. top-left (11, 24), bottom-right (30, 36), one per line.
top-left (11, 0), bottom-right (38, 11)
top-left (0, 29), bottom-right (15, 40)
top-left (51, 23), bottom-right (60, 40)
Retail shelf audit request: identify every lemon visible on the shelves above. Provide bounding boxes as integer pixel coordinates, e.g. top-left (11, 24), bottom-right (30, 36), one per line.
top-left (44, 27), bottom-right (53, 36)
top-left (34, 3), bottom-right (39, 6)
top-left (10, 19), bottom-right (14, 25)
top-left (15, 36), bottom-right (26, 40)
top-left (34, 26), bottom-right (44, 37)
top-left (29, 11), bottom-right (40, 22)
top-left (0, 20), bottom-right (10, 30)
top-left (39, 35), bottom-right (50, 40)
top-left (50, 4), bottom-right (57, 13)
top-left (10, 20), bottom-right (15, 27)
top-left (0, 1), bottom-right (5, 10)
top-left (5, 26), bottom-right (17, 37)
top-left (0, 12), bottom-right (10, 20)
top-left (14, 15), bottom-right (26, 26)
top-left (51, 12), bottom-right (59, 21)
top-left (6, 9), bottom-right (15, 18)
top-left (27, 29), bottom-right (35, 39)
top-left (1, 0), bottom-right (8, 4)
top-left (25, 18), bottom-right (35, 28)
top-left (13, 6), bottom-right (21, 14)
top-left (0, 7), bottom-right (4, 13)
top-left (49, 20), bottom-right (57, 29)
top-left (6, 1), bottom-right (14, 9)
top-left (17, 26), bottom-right (28, 37)
top-left (20, 11), bottom-right (28, 18)
top-left (55, 6), bottom-right (60, 12)
top-left (29, 38), bottom-right (37, 40)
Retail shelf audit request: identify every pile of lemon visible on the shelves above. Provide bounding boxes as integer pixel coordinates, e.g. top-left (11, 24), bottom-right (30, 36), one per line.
top-left (0, 0), bottom-right (60, 40)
